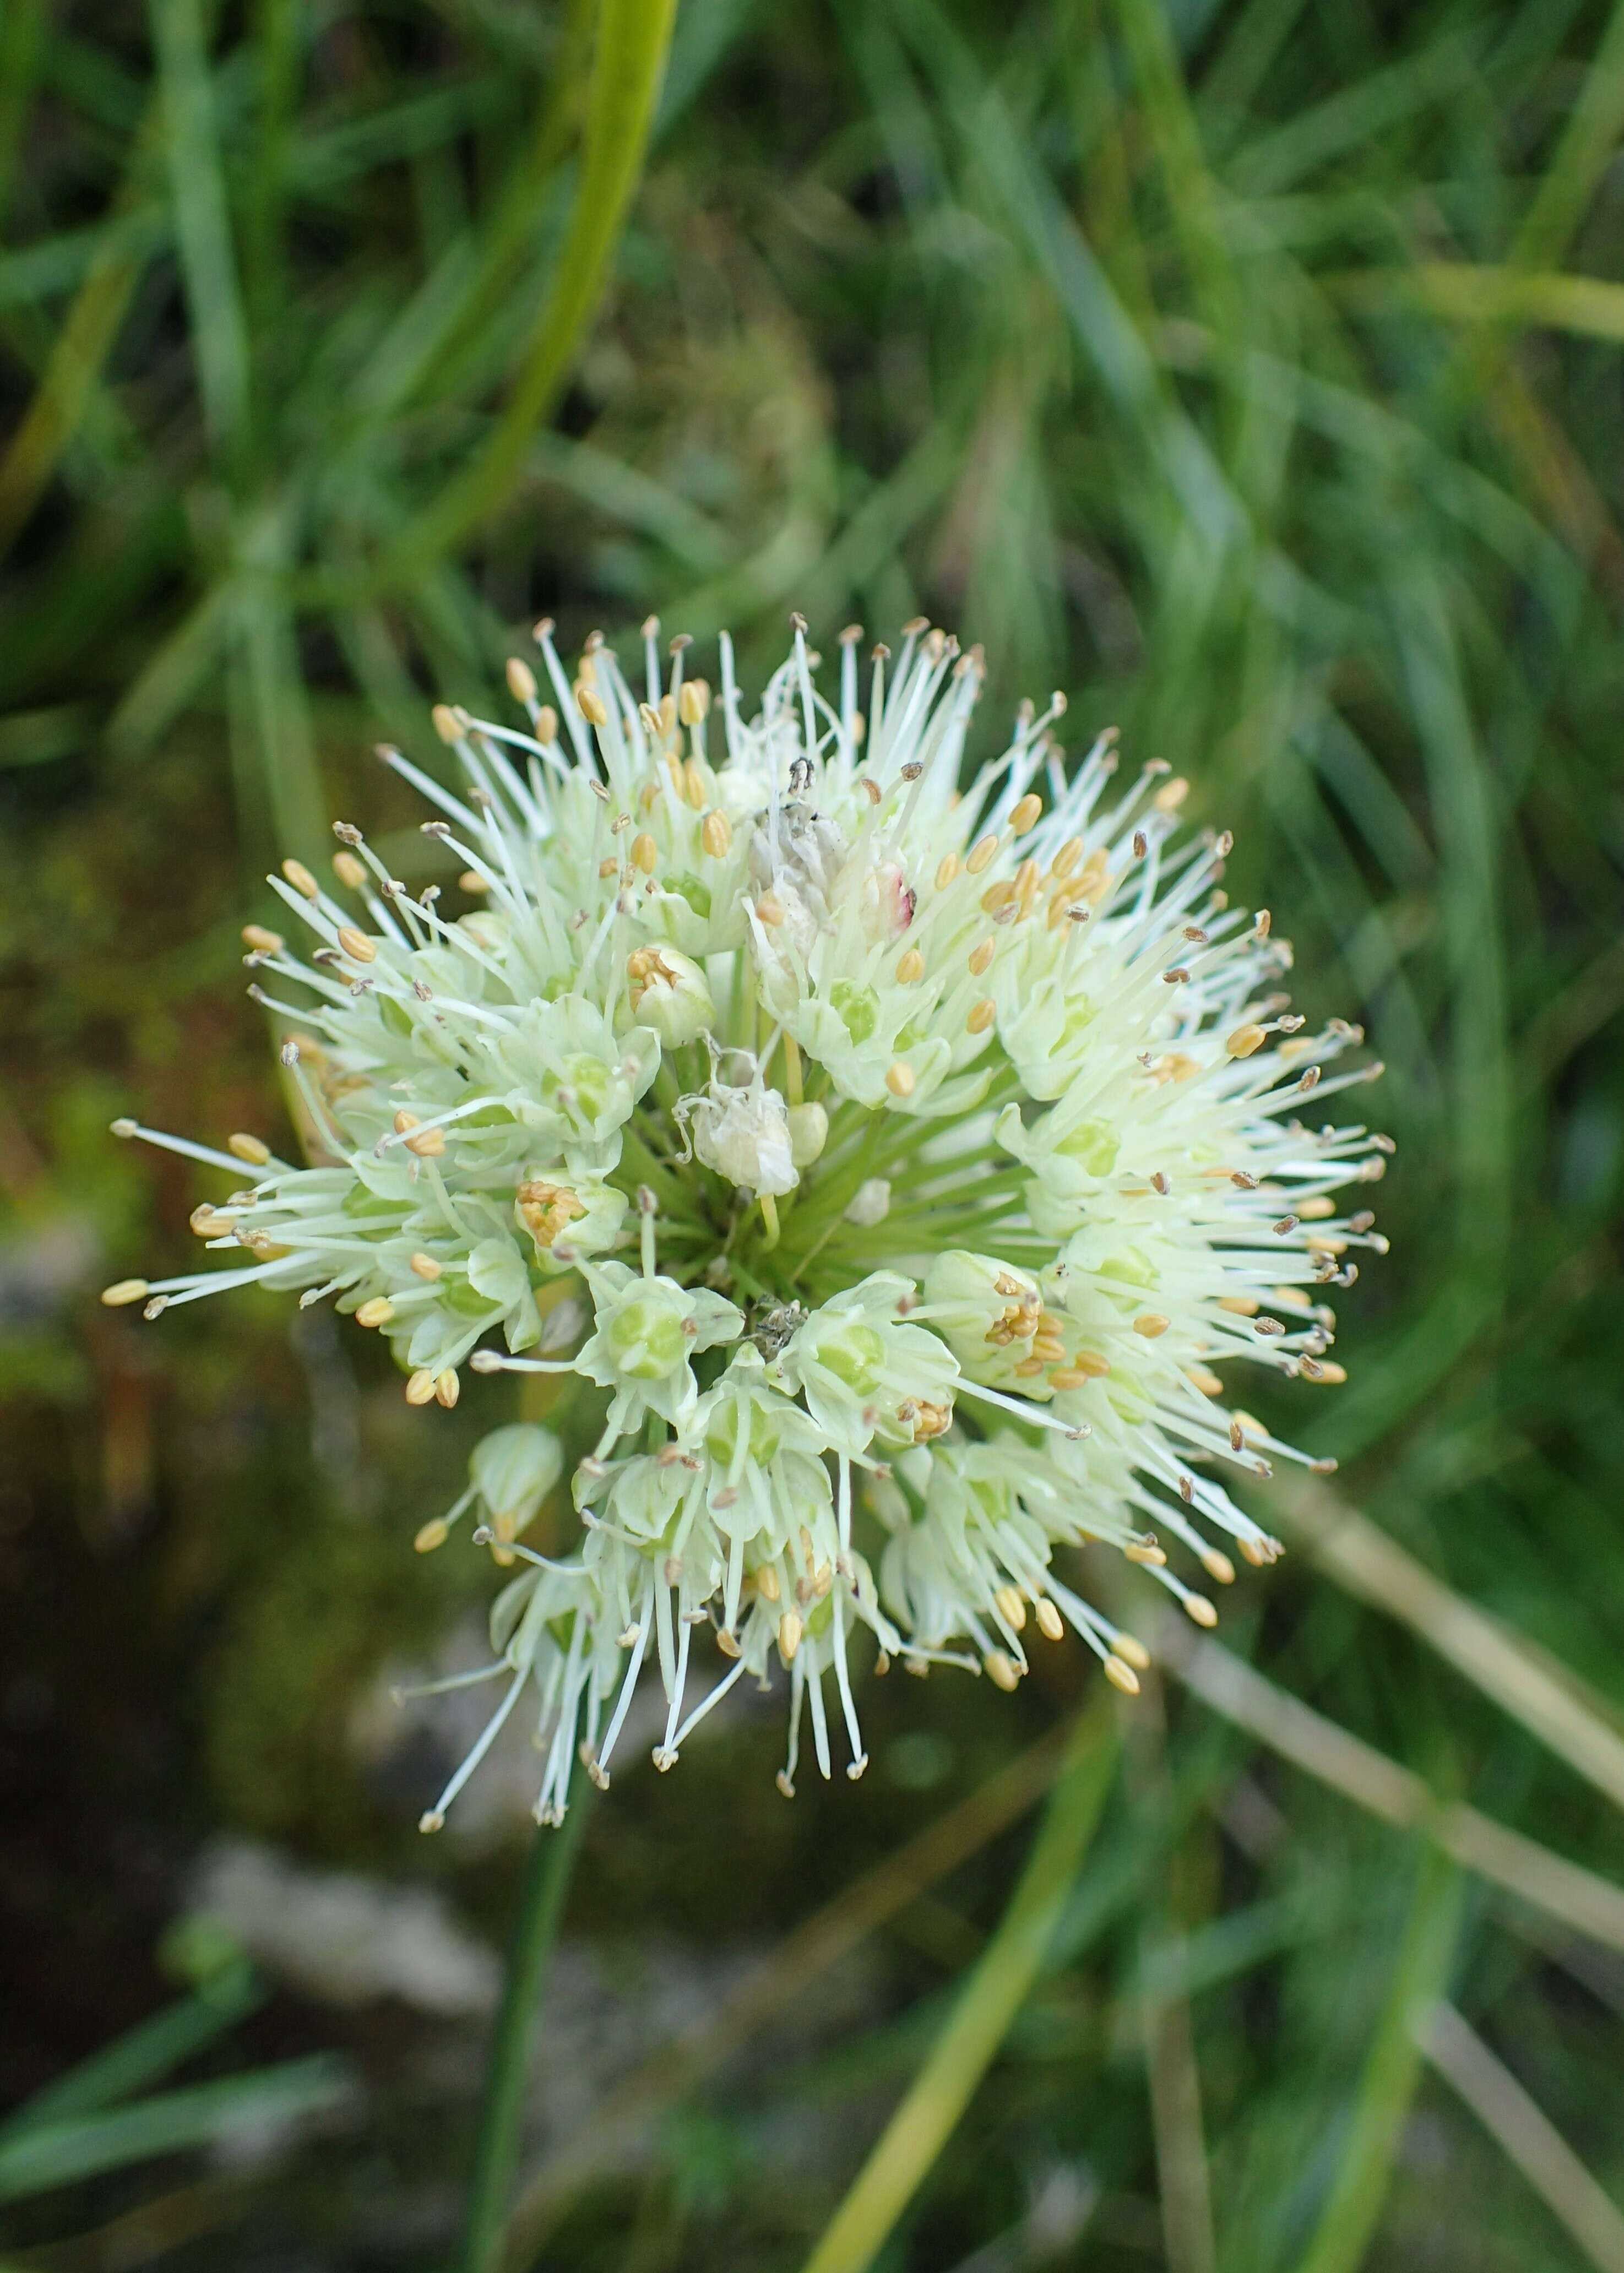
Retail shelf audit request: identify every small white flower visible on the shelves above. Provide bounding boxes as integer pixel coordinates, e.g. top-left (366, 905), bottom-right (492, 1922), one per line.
top-left (110, 613), bottom-right (1389, 1828)
top-left (575, 1260), bottom-right (742, 1437)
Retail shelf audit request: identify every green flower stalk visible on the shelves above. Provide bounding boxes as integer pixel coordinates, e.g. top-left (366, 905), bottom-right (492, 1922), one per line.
top-left (105, 613), bottom-right (1389, 1826)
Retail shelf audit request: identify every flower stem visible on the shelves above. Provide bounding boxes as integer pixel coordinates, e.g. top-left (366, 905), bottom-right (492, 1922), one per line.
top-left (457, 1775), bottom-right (592, 2273)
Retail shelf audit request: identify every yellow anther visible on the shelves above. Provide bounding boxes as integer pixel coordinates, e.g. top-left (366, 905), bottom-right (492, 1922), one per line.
top-left (414, 1519), bottom-right (449, 1553)
top-left (409, 1252), bottom-right (442, 1281)
top-left (885, 1061), bottom-right (916, 1099)
top-left (1034, 1598), bottom-right (1065, 1641)
top-left (1153, 776), bottom-right (1189, 812)
top-left (405, 1370), bottom-right (437, 1405)
top-left (968, 936), bottom-right (996, 976)
top-left (355, 1297), bottom-right (394, 1328)
top-left (1123, 1541), bottom-right (1167, 1566)
top-left (434, 1369), bottom-right (460, 1409)
top-left (1009, 792), bottom-right (1042, 834)
top-left (984, 1649), bottom-right (1020, 1692)
top-left (1227, 1023), bottom-right (1267, 1058)
top-left (281, 858), bottom-right (319, 899)
top-left (1050, 836), bottom-right (1083, 879)
top-left (679, 679), bottom-right (709, 725)
top-left (336, 926), bottom-right (376, 964)
top-left (756, 1563), bottom-right (780, 1603)
top-left (460, 870), bottom-right (491, 894)
top-left (1183, 1594), bottom-right (1219, 1628)
top-left (967, 998), bottom-right (996, 1035)
top-left (506, 657), bottom-right (538, 704)
top-left (332, 851), bottom-right (367, 891)
top-left (577, 686), bottom-right (609, 727)
top-left (242, 923), bottom-right (284, 954)
top-left (101, 1278), bottom-right (149, 1307)
top-left (405, 1125), bottom-right (446, 1157)
top-left (431, 703), bottom-right (462, 744)
top-left (1219, 1295), bottom-right (1259, 1315)
top-left (228, 1133), bottom-right (271, 1165)
top-left (631, 831), bottom-right (658, 874)
top-left (1133, 1313), bottom-right (1170, 1338)
top-left (700, 811), bottom-right (733, 858)
top-left (1114, 1632), bottom-right (1152, 1670)
top-left (1202, 1548), bottom-right (1237, 1585)
top-left (935, 853), bottom-right (960, 890)
top-left (994, 1585), bottom-right (1028, 1632)
top-left (966, 833), bottom-right (1000, 874)
top-left (756, 890), bottom-right (785, 926)
top-left (778, 1611), bottom-right (803, 1663)
top-left (535, 704), bottom-right (558, 743)
top-left (1103, 1656), bottom-right (1141, 1695)
top-left (896, 947), bottom-right (925, 985)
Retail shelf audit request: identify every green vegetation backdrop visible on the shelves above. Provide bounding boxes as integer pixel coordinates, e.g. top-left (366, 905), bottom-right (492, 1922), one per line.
top-left (2, 0), bottom-right (1623, 2267)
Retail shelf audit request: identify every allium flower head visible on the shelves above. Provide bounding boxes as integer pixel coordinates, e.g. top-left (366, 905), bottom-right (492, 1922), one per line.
top-left (107, 613), bottom-right (1389, 1828)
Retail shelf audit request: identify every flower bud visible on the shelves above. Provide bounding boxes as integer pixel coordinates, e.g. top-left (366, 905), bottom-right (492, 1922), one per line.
top-left (787, 1101), bottom-right (828, 1166)
top-left (626, 944), bottom-right (714, 1046)
top-left (472, 1423), bottom-right (564, 1536)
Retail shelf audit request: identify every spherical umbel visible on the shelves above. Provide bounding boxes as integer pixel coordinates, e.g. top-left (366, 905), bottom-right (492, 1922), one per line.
top-left (105, 613), bottom-right (1388, 1830)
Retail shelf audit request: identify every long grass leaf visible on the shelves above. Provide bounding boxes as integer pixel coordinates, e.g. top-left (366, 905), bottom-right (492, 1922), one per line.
top-left (1417, 2000), bottom-right (1624, 2273)
top-left (798, 1701), bottom-right (1118, 2273)
top-left (1288, 1848), bottom-right (1462, 2273)
top-left (148, 0), bottom-right (251, 469)
top-left (0, 1965), bottom-right (264, 2139)
top-left (1279, 1482), bottom-right (1624, 1816)
top-left (0, 2057), bottom-right (354, 2204)
top-left (373, 0), bottom-right (678, 583)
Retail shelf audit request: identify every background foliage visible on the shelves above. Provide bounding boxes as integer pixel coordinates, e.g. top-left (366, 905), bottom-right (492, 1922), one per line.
top-left (3, 0), bottom-right (1624, 2266)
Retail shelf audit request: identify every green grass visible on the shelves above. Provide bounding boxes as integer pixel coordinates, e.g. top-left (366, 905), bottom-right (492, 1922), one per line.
top-left (3, 1), bottom-right (1624, 2268)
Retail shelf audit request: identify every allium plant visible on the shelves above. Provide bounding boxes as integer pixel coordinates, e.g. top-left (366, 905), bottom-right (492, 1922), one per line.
top-left (106, 616), bottom-right (1388, 1829)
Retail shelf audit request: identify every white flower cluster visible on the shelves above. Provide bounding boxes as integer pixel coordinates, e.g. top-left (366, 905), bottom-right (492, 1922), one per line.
top-left (106, 616), bottom-right (1389, 1827)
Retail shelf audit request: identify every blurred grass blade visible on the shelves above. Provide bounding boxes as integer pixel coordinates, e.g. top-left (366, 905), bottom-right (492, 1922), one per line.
top-left (1510, 0), bottom-right (1624, 273)
top-left (382, 0), bottom-right (679, 580)
top-left (501, 1719), bottom-right (1077, 2265)
top-left (1417, 2000), bottom-right (1624, 2273)
top-left (0, 97), bottom-right (164, 557)
top-left (1335, 262), bottom-right (1624, 343)
top-left (1158, 1616), bottom-right (1624, 1956)
top-left (230, 569), bottom-right (329, 864)
top-left (0, 1962), bottom-right (264, 2140)
top-left (799, 1701), bottom-right (1117, 2273)
top-left (0, 0), bottom-right (46, 232)
top-left (1289, 1851), bottom-right (1462, 2273)
top-left (1279, 1483), bottom-right (1624, 1815)
top-left (0, 2056), bottom-right (354, 2204)
top-left (149, 0), bottom-right (252, 470)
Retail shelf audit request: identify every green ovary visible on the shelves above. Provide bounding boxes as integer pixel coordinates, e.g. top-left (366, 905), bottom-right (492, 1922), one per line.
top-left (830, 979), bottom-right (881, 1045)
top-left (609, 1301), bottom-right (687, 1377)
top-left (545, 1054), bottom-right (612, 1129)
top-left (1057, 1118), bottom-right (1119, 1174)
top-left (706, 1401), bottom-right (784, 1469)
top-left (819, 1322), bottom-right (887, 1394)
